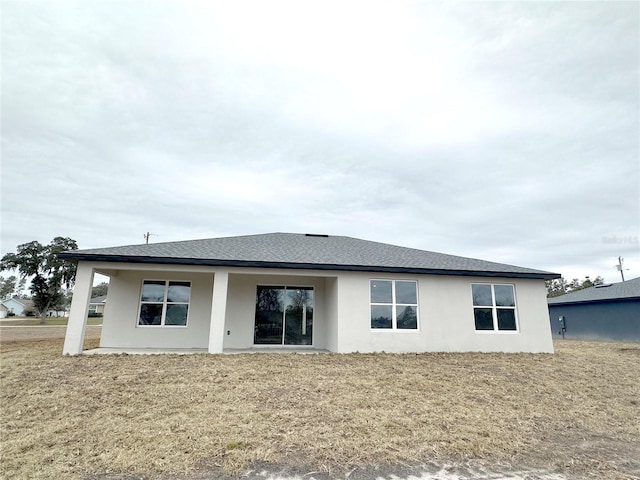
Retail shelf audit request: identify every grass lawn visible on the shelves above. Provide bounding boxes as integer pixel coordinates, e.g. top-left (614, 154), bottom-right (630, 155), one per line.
top-left (0, 317), bottom-right (103, 326)
top-left (1, 333), bottom-right (638, 480)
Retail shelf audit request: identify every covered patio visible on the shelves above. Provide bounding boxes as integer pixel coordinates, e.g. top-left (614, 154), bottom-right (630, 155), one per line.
top-left (64, 260), bottom-right (339, 355)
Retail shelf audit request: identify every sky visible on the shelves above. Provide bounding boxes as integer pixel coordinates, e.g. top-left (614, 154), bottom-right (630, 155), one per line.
top-left (1, 0), bottom-right (639, 285)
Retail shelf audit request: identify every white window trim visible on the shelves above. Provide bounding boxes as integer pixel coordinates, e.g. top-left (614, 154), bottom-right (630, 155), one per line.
top-left (370, 279), bottom-right (420, 332)
top-left (137, 279), bottom-right (191, 328)
top-left (470, 283), bottom-right (519, 334)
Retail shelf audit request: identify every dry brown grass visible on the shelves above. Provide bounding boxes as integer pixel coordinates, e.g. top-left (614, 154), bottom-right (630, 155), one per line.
top-left (0, 318), bottom-right (103, 326)
top-left (1, 331), bottom-right (638, 479)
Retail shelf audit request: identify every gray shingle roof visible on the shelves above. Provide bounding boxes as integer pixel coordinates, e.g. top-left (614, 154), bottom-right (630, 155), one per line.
top-left (58, 232), bottom-right (559, 279)
top-left (547, 277), bottom-right (640, 305)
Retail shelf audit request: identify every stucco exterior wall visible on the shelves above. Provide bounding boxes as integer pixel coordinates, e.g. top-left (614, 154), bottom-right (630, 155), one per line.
top-left (77, 261), bottom-right (553, 353)
top-left (335, 272), bottom-right (553, 353)
top-left (98, 266), bottom-right (338, 351)
top-left (548, 300), bottom-right (640, 342)
top-left (100, 270), bottom-right (213, 349)
top-left (324, 277), bottom-right (339, 352)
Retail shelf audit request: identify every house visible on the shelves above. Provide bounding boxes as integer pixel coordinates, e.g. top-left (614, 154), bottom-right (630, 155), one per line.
top-left (548, 277), bottom-right (640, 342)
top-left (58, 233), bottom-right (560, 355)
top-left (0, 303), bottom-right (8, 319)
top-left (89, 295), bottom-right (107, 315)
top-left (0, 297), bottom-right (33, 316)
top-left (0, 297), bottom-right (64, 317)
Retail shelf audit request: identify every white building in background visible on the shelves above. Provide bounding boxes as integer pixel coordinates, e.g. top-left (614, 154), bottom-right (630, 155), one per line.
top-left (0, 297), bottom-right (33, 316)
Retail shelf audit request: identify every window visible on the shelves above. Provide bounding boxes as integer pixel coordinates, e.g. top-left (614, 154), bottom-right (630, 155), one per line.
top-left (471, 284), bottom-right (517, 332)
top-left (370, 280), bottom-right (418, 330)
top-left (138, 280), bottom-right (191, 326)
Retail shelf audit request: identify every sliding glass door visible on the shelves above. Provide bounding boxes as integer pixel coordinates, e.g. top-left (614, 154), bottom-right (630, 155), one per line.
top-left (254, 286), bottom-right (313, 345)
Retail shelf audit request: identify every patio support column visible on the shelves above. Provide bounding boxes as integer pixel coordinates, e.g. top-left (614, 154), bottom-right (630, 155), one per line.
top-left (208, 270), bottom-right (229, 353)
top-left (63, 262), bottom-right (95, 355)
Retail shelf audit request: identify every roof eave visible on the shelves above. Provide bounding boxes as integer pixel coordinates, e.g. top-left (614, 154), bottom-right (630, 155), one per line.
top-left (548, 296), bottom-right (640, 306)
top-left (58, 252), bottom-right (559, 280)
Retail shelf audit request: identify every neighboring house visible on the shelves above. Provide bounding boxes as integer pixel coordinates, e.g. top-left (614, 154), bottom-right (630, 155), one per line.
top-left (0, 304), bottom-right (8, 319)
top-left (58, 233), bottom-right (560, 355)
top-left (548, 277), bottom-right (640, 342)
top-left (0, 297), bottom-right (33, 316)
top-left (1, 297), bottom-right (66, 317)
top-left (89, 295), bottom-right (107, 315)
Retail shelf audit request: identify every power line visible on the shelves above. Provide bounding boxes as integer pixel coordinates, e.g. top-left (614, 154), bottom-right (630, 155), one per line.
top-left (143, 232), bottom-right (158, 244)
top-left (615, 256), bottom-right (629, 282)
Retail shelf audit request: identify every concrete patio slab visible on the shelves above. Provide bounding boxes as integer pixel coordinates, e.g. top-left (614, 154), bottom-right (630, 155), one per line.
top-left (82, 347), bottom-right (207, 355)
top-left (223, 347), bottom-right (330, 354)
top-left (82, 347), bottom-right (330, 355)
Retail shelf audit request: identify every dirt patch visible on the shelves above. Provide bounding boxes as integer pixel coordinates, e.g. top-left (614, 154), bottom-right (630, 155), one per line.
top-left (82, 460), bottom-right (571, 479)
top-left (1, 338), bottom-right (638, 480)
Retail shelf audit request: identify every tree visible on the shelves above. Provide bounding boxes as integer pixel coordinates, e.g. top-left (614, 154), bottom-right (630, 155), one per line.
top-left (16, 277), bottom-right (27, 297)
top-left (0, 237), bottom-right (78, 324)
top-left (545, 277), bottom-right (568, 298)
top-left (92, 281), bottom-right (109, 298)
top-left (546, 275), bottom-right (605, 298)
top-left (0, 275), bottom-right (18, 299)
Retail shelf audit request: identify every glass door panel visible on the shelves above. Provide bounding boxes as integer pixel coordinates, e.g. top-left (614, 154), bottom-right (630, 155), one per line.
top-left (284, 287), bottom-right (314, 345)
top-left (254, 286), bottom-right (285, 345)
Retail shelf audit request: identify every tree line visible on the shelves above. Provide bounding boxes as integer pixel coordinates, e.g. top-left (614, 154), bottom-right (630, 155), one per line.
top-left (545, 276), bottom-right (605, 298)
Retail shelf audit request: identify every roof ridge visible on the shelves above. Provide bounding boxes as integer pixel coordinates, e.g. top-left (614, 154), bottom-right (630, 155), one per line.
top-left (77, 232), bottom-right (290, 251)
top-left (59, 232), bottom-right (560, 279)
top-left (322, 235), bottom-right (554, 275)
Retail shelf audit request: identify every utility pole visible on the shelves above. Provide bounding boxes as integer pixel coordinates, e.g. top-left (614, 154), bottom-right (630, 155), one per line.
top-left (143, 232), bottom-right (157, 244)
top-left (616, 256), bottom-right (627, 282)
